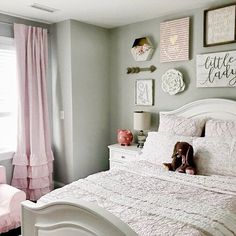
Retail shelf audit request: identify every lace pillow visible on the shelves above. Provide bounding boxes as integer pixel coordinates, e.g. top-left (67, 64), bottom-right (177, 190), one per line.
top-left (158, 114), bottom-right (205, 137)
top-left (205, 119), bottom-right (236, 137)
top-left (193, 137), bottom-right (236, 176)
top-left (141, 132), bottom-right (194, 165)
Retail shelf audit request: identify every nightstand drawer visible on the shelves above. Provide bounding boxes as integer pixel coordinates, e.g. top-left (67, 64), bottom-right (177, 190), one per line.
top-left (110, 150), bottom-right (136, 162)
top-left (108, 144), bottom-right (141, 170)
top-left (109, 160), bottom-right (125, 169)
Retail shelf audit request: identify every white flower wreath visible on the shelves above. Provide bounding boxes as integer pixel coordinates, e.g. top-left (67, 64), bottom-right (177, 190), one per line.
top-left (161, 69), bottom-right (185, 95)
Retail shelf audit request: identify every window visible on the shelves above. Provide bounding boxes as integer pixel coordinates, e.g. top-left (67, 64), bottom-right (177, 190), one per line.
top-left (0, 37), bottom-right (17, 153)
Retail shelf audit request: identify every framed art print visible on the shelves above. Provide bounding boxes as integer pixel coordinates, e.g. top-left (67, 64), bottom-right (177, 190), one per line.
top-left (135, 79), bottom-right (153, 106)
top-left (204, 4), bottom-right (236, 47)
top-left (196, 50), bottom-right (236, 87)
top-left (160, 17), bottom-right (190, 63)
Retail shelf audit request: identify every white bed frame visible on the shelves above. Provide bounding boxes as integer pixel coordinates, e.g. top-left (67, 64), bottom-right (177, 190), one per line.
top-left (160, 98), bottom-right (236, 120)
top-left (21, 98), bottom-right (236, 236)
top-left (21, 199), bottom-right (137, 236)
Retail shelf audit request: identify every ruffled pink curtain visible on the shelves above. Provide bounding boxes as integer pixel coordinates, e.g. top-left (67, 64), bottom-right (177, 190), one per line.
top-left (11, 24), bottom-right (54, 201)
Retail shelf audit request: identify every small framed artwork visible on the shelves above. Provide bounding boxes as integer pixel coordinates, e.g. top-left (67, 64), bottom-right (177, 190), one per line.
top-left (135, 79), bottom-right (153, 106)
top-left (160, 17), bottom-right (190, 63)
top-left (204, 4), bottom-right (236, 47)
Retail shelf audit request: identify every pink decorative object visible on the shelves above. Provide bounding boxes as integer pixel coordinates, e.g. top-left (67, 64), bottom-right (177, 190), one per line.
top-left (117, 129), bottom-right (133, 146)
top-left (160, 17), bottom-right (190, 63)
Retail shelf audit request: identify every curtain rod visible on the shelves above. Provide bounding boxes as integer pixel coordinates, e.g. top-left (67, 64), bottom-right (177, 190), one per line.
top-left (0, 20), bottom-right (50, 33)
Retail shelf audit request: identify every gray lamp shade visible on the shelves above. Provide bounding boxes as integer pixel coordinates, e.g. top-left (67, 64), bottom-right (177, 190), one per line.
top-left (133, 111), bottom-right (151, 131)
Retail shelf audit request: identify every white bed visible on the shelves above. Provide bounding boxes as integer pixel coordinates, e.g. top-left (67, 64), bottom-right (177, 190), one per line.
top-left (21, 98), bottom-right (236, 236)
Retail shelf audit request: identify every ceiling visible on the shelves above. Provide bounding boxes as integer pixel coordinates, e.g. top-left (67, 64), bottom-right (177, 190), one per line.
top-left (0, 0), bottom-right (222, 28)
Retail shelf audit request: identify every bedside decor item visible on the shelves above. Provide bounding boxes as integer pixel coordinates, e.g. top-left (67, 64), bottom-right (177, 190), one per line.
top-left (161, 69), bottom-right (185, 95)
top-left (160, 17), bottom-right (190, 62)
top-left (196, 50), bottom-right (236, 87)
top-left (117, 129), bottom-right (133, 146)
top-left (135, 79), bottom-right (154, 106)
top-left (204, 4), bottom-right (236, 47)
top-left (133, 111), bottom-right (151, 148)
top-left (131, 37), bottom-right (154, 61)
top-left (127, 65), bottom-right (156, 74)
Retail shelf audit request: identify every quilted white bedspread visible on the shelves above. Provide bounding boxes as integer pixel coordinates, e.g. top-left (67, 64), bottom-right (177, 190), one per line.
top-left (39, 160), bottom-right (236, 236)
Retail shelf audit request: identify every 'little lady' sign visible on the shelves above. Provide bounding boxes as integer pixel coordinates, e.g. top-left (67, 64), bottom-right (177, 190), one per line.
top-left (196, 51), bottom-right (236, 87)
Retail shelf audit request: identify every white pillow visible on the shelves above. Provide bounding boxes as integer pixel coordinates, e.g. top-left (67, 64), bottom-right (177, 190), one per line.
top-left (158, 114), bottom-right (205, 137)
top-left (193, 137), bottom-right (236, 176)
top-left (205, 119), bottom-right (236, 137)
top-left (141, 132), bottom-right (194, 165)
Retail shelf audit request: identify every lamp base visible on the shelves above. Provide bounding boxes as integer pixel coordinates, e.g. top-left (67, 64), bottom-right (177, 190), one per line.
top-left (137, 130), bottom-right (146, 148)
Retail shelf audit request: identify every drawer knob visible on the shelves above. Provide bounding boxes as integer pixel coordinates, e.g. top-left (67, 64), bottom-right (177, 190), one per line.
top-left (121, 155), bottom-right (126, 159)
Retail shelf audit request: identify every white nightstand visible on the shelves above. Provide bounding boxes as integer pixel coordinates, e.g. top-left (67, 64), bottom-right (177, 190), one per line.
top-left (108, 143), bottom-right (142, 169)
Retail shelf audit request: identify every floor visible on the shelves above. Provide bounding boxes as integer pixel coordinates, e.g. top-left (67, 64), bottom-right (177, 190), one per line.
top-left (1, 227), bottom-right (21, 236)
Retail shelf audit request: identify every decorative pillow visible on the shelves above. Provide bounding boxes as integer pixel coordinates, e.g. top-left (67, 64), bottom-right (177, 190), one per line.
top-left (205, 119), bottom-right (236, 137)
top-left (158, 114), bottom-right (205, 137)
top-left (193, 137), bottom-right (236, 176)
top-left (140, 132), bottom-right (194, 165)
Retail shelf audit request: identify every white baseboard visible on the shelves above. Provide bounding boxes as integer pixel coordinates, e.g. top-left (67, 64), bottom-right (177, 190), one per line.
top-left (54, 181), bottom-right (65, 189)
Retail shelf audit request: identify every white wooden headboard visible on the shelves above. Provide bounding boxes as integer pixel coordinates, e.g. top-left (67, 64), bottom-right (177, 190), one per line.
top-left (160, 98), bottom-right (236, 120)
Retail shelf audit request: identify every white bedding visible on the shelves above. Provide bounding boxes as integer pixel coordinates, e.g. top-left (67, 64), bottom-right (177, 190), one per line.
top-left (39, 160), bottom-right (236, 236)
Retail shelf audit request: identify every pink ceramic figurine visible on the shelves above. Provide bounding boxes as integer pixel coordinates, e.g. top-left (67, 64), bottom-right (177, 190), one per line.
top-left (117, 129), bottom-right (133, 146)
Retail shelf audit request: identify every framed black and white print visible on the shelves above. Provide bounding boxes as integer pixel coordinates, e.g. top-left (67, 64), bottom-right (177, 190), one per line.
top-left (135, 79), bottom-right (153, 106)
top-left (204, 3), bottom-right (236, 47)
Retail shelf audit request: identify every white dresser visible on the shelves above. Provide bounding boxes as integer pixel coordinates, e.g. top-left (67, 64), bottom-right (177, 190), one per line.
top-left (108, 143), bottom-right (142, 169)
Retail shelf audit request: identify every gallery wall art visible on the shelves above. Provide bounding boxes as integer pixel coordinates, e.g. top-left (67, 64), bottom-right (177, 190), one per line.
top-left (131, 37), bottom-right (154, 61)
top-left (161, 69), bottom-right (185, 95)
top-left (204, 4), bottom-right (236, 47)
top-left (135, 79), bottom-right (153, 106)
top-left (160, 17), bottom-right (190, 63)
top-left (196, 50), bottom-right (236, 87)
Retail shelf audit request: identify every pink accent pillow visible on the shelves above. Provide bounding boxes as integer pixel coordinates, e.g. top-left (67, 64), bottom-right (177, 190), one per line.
top-left (205, 119), bottom-right (236, 137)
top-left (158, 114), bottom-right (205, 137)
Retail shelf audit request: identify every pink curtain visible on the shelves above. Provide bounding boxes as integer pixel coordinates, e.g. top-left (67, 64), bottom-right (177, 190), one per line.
top-left (11, 24), bottom-right (54, 201)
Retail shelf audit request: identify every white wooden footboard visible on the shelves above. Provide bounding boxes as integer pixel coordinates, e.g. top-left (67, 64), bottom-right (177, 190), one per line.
top-left (21, 199), bottom-right (137, 236)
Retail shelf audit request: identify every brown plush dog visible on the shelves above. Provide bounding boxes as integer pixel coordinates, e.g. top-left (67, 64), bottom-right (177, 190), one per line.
top-left (163, 142), bottom-right (196, 175)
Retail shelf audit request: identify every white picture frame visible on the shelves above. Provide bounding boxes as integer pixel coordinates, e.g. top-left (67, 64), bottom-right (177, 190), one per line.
top-left (196, 50), bottom-right (236, 87)
top-left (135, 79), bottom-right (153, 106)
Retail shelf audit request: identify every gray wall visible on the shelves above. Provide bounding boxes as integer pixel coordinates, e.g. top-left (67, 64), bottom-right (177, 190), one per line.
top-left (70, 20), bottom-right (110, 180)
top-left (51, 20), bottom-right (110, 184)
top-left (109, 1), bottom-right (236, 143)
top-left (51, 21), bottom-right (74, 184)
top-left (0, 13), bottom-right (50, 184)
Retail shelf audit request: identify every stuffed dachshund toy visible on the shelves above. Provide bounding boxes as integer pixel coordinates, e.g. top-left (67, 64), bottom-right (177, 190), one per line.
top-left (163, 142), bottom-right (196, 175)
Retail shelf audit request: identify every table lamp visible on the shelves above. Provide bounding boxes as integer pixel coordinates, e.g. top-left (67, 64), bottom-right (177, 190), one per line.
top-left (133, 111), bottom-right (151, 148)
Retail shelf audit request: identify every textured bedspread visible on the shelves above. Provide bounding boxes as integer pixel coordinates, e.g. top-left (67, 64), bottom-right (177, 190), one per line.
top-left (39, 160), bottom-right (236, 236)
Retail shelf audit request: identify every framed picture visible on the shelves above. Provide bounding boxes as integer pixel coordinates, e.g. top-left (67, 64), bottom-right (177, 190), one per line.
top-left (196, 50), bottom-right (236, 87)
top-left (204, 4), bottom-right (236, 47)
top-left (160, 17), bottom-right (190, 63)
top-left (135, 79), bottom-right (153, 106)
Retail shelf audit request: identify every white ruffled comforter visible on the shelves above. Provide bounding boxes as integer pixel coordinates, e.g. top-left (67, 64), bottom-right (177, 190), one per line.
top-left (39, 160), bottom-right (236, 236)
